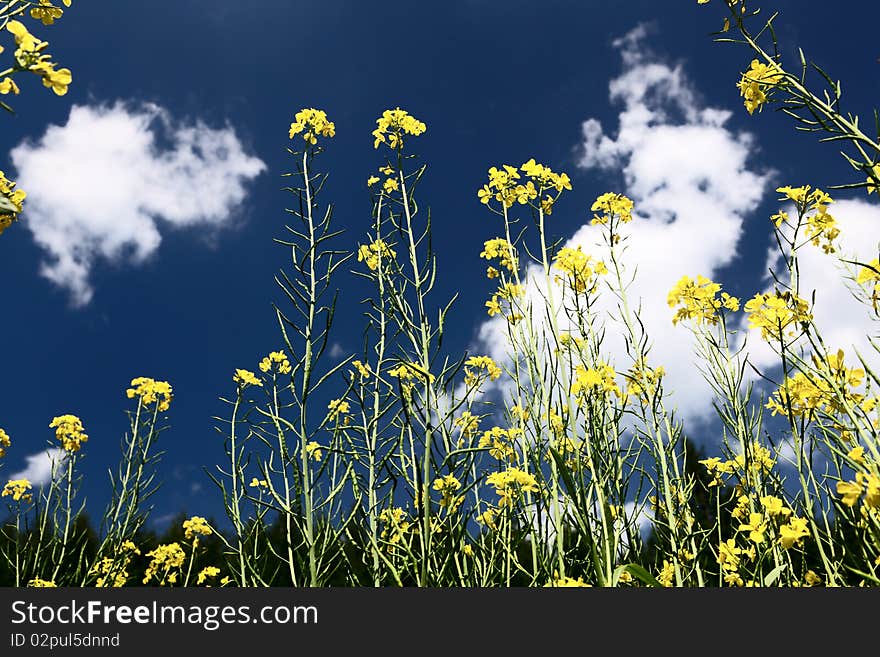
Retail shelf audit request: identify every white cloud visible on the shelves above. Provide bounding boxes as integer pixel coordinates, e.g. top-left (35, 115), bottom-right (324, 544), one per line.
top-left (11, 101), bottom-right (266, 306)
top-left (10, 448), bottom-right (67, 487)
top-left (473, 25), bottom-right (771, 429)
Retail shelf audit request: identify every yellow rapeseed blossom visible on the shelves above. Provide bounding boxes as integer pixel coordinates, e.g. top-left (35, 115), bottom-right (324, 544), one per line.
top-left (2, 478), bottom-right (32, 502)
top-left (553, 246), bottom-right (607, 294)
top-left (463, 355), bottom-right (502, 387)
top-left (778, 517), bottom-right (811, 549)
top-left (744, 290), bottom-right (811, 341)
top-left (197, 566), bottom-right (221, 586)
top-left (760, 495), bottom-right (792, 520)
top-left (804, 570), bottom-right (822, 587)
top-left (358, 238), bottom-right (396, 271)
top-left (327, 398), bottom-right (350, 424)
top-left (288, 108), bottom-right (335, 145)
top-left (623, 358), bottom-right (665, 402)
top-left (591, 192), bottom-right (634, 225)
top-left (667, 275), bottom-right (739, 326)
top-left (776, 186), bottom-right (839, 253)
top-left (737, 58), bottom-right (784, 115)
top-left (6, 20), bottom-right (72, 96)
top-left (233, 368), bottom-right (262, 388)
top-left (143, 542), bottom-right (186, 585)
top-left (182, 516), bottom-right (212, 541)
top-left (49, 414), bottom-right (88, 452)
top-left (0, 428), bottom-right (10, 458)
top-left (454, 411), bottom-right (481, 442)
top-left (544, 574), bottom-right (591, 587)
top-left (571, 362), bottom-right (622, 400)
top-left (432, 474), bottom-right (462, 509)
top-left (855, 258), bottom-right (880, 311)
top-left (249, 477), bottom-right (268, 489)
top-left (485, 467), bottom-right (540, 507)
top-left (388, 361), bottom-right (434, 397)
top-left (259, 350), bottom-right (292, 375)
top-left (372, 107), bottom-right (426, 150)
top-left (480, 238), bottom-right (517, 276)
top-left (91, 540), bottom-right (140, 587)
top-left (737, 512), bottom-right (767, 544)
top-left (126, 377), bottom-right (173, 412)
top-left (765, 349), bottom-right (865, 419)
top-left (305, 441), bottom-right (323, 461)
top-left (658, 560), bottom-right (675, 587)
top-left (27, 578), bottom-right (57, 587)
top-left (378, 507), bottom-right (411, 546)
top-left (0, 171), bottom-right (26, 236)
top-left (351, 360), bottom-right (371, 379)
top-left (866, 163), bottom-right (879, 195)
top-left (478, 426), bottom-right (523, 461)
top-left (30, 1), bottom-right (71, 26)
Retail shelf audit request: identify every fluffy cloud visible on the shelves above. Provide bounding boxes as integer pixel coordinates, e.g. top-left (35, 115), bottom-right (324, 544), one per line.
top-left (10, 447), bottom-right (67, 487)
top-left (474, 25), bottom-right (771, 429)
top-left (11, 102), bottom-right (266, 306)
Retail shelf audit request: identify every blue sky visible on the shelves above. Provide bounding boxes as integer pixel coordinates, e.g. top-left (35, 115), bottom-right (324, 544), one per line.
top-left (1, 0), bottom-right (879, 530)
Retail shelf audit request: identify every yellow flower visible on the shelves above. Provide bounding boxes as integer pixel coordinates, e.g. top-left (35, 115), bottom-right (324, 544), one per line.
top-left (571, 362), bottom-right (622, 400)
top-left (327, 398), bottom-right (350, 424)
top-left (357, 238), bottom-right (396, 271)
top-left (143, 543), bottom-right (186, 585)
top-left (454, 411), bottom-right (481, 441)
top-left (667, 275), bottom-right (739, 326)
top-left (2, 478), bottom-right (32, 502)
top-left (760, 495), bottom-right (792, 519)
top-left (0, 428), bottom-right (10, 458)
top-left (658, 560), bottom-right (675, 587)
top-left (372, 107), bottom-right (426, 150)
top-left (0, 77), bottom-right (20, 95)
top-left (479, 426), bottom-right (522, 461)
top-left (744, 290), bottom-right (811, 341)
top-left (288, 108), bottom-right (335, 144)
top-left (804, 570), bottom-right (822, 587)
top-left (258, 350), bottom-right (292, 375)
top-left (249, 477), bottom-right (268, 488)
top-left (778, 517), bottom-right (810, 549)
top-left (233, 368), bottom-right (262, 388)
top-left (480, 238), bottom-right (517, 273)
top-left (591, 192), bottom-right (634, 225)
top-left (351, 360), bottom-right (371, 379)
top-left (27, 578), bottom-right (56, 587)
top-left (305, 441), bottom-right (323, 462)
top-left (485, 467), bottom-right (540, 507)
top-left (463, 355), bottom-right (502, 387)
top-left (367, 175), bottom-right (380, 187)
top-left (866, 163), bottom-right (880, 195)
top-left (738, 512), bottom-right (767, 544)
top-left (553, 245), bottom-right (606, 294)
top-left (126, 377), bottom-right (173, 412)
top-left (30, 1), bottom-right (65, 26)
top-left (182, 516), bottom-right (212, 541)
top-left (737, 58), bottom-right (784, 115)
top-left (544, 574), bottom-right (591, 587)
top-left (197, 566), bottom-right (221, 585)
top-left (49, 414), bottom-right (88, 452)
top-left (432, 474), bottom-right (462, 509)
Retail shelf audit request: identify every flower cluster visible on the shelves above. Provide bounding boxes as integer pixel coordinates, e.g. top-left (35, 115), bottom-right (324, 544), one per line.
top-left (197, 566), bottom-right (221, 586)
top-left (0, 171), bottom-right (26, 236)
top-left (478, 160), bottom-right (571, 211)
top-left (737, 58), bottom-right (784, 115)
top-left (90, 540), bottom-right (140, 587)
top-left (2, 478), bottom-right (32, 502)
top-left (288, 108), bottom-right (335, 145)
top-left (454, 411), bottom-right (481, 442)
top-left (590, 192), bottom-right (634, 226)
top-left (463, 355), bottom-right (502, 388)
top-left (775, 185), bottom-right (839, 253)
top-left (27, 578), bottom-right (57, 587)
top-left (571, 362), bottom-right (622, 401)
top-left (388, 361), bottom-right (434, 397)
top-left (744, 290), bottom-right (812, 342)
top-left (485, 282), bottom-right (525, 320)
top-left (327, 398), bottom-right (350, 424)
top-left (668, 275), bottom-right (739, 326)
top-left (49, 414), bottom-right (88, 452)
top-left (5, 20), bottom-right (72, 96)
top-left (765, 350), bottom-right (867, 421)
top-left (480, 238), bottom-right (517, 279)
top-left (432, 474), bottom-right (462, 510)
top-left (126, 377), bottom-right (173, 412)
top-left (485, 467), bottom-right (540, 507)
top-left (552, 245), bottom-right (607, 294)
top-left (305, 441), bottom-right (323, 461)
top-left (372, 107), bottom-right (426, 150)
top-left (623, 358), bottom-right (666, 403)
top-left (351, 360), bottom-right (371, 379)
top-left (357, 238), bottom-right (396, 271)
top-left (856, 259), bottom-right (880, 312)
top-left (478, 426), bottom-right (523, 461)
top-left (233, 368), bottom-right (262, 388)
top-left (143, 542), bottom-right (186, 585)
top-left (837, 472), bottom-right (880, 509)
top-left (0, 428), bottom-right (9, 458)
top-left (183, 516), bottom-right (212, 542)
top-left (259, 350), bottom-right (292, 375)
top-left (378, 507), bottom-right (411, 547)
